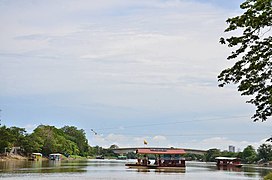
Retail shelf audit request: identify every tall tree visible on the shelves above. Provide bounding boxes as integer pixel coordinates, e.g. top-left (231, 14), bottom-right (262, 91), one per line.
top-left (32, 125), bottom-right (80, 156)
top-left (0, 126), bottom-right (13, 153)
top-left (257, 143), bottom-right (272, 162)
top-left (242, 145), bottom-right (257, 163)
top-left (0, 126), bottom-right (27, 153)
top-left (61, 126), bottom-right (89, 156)
top-left (218, 0), bottom-right (272, 122)
top-left (204, 148), bottom-right (221, 162)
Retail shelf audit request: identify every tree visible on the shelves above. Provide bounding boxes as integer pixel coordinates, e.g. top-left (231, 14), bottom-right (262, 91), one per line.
top-left (0, 126), bottom-right (13, 153)
top-left (0, 126), bottom-right (27, 154)
top-left (242, 145), bottom-right (257, 163)
top-left (21, 134), bottom-right (43, 154)
top-left (257, 143), bottom-right (272, 162)
top-left (61, 126), bottom-right (89, 156)
top-left (218, 0), bottom-right (272, 122)
top-left (32, 125), bottom-right (80, 156)
top-left (204, 148), bottom-right (221, 162)
top-left (9, 126), bottom-right (27, 147)
top-left (109, 144), bottom-right (119, 149)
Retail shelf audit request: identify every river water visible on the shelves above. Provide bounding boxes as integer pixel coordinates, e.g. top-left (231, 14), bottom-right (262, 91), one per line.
top-left (0, 159), bottom-right (271, 179)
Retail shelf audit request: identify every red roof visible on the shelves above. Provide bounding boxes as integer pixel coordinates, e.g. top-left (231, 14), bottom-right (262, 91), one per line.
top-left (137, 148), bottom-right (186, 155)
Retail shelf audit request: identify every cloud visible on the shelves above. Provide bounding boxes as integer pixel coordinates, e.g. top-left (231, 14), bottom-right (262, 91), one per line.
top-left (180, 137), bottom-right (271, 151)
top-left (90, 132), bottom-right (271, 153)
top-left (0, 0), bottom-right (232, 98)
top-left (153, 135), bottom-right (167, 142)
top-left (1, 0), bottom-right (266, 149)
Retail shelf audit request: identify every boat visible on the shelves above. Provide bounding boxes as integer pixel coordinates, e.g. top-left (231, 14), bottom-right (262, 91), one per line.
top-left (125, 148), bottom-right (186, 171)
top-left (117, 155), bottom-right (127, 160)
top-left (95, 155), bottom-right (104, 159)
top-left (215, 157), bottom-right (243, 168)
top-left (49, 153), bottom-right (62, 161)
top-left (28, 152), bottom-right (43, 161)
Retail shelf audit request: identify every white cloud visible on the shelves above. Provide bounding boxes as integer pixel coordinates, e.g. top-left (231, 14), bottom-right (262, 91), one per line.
top-left (1, 0), bottom-right (267, 149)
top-left (153, 135), bottom-right (167, 142)
top-left (180, 137), bottom-right (271, 151)
top-left (90, 132), bottom-right (271, 153)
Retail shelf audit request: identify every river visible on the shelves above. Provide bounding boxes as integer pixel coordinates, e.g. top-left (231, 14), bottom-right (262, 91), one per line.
top-left (0, 159), bottom-right (271, 179)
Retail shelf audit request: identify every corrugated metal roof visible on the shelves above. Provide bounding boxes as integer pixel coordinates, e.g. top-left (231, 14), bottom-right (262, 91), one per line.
top-left (137, 148), bottom-right (186, 155)
top-left (215, 157), bottom-right (239, 160)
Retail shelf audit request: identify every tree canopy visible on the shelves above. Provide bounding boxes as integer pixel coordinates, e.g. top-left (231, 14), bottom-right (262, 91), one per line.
top-left (218, 0), bottom-right (272, 122)
top-left (0, 125), bottom-right (90, 156)
top-left (257, 143), bottom-right (272, 162)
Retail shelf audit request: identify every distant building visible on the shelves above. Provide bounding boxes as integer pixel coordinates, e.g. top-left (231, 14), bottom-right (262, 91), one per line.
top-left (229, 145), bottom-right (235, 152)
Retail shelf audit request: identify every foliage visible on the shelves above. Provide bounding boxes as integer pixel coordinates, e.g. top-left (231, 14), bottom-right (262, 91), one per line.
top-left (204, 146), bottom-right (258, 164)
top-left (241, 145), bottom-right (257, 163)
top-left (257, 143), bottom-right (272, 162)
top-left (88, 146), bottom-right (103, 156)
top-left (31, 125), bottom-right (82, 156)
top-left (218, 0), bottom-right (272, 121)
top-left (220, 151), bottom-right (238, 157)
top-left (0, 124), bottom-right (91, 157)
top-left (126, 152), bottom-right (137, 159)
top-left (21, 134), bottom-right (43, 154)
top-left (204, 148), bottom-right (221, 162)
top-left (109, 144), bottom-right (119, 149)
top-left (88, 145), bottom-right (117, 158)
top-left (61, 126), bottom-right (89, 156)
top-left (0, 126), bottom-right (27, 153)
top-left (1, 124), bottom-right (270, 163)
top-left (182, 153), bottom-right (204, 161)
top-left (264, 172), bottom-right (272, 180)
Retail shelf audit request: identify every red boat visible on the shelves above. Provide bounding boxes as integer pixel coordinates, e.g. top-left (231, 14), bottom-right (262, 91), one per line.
top-left (215, 157), bottom-right (243, 168)
top-left (125, 148), bottom-right (186, 171)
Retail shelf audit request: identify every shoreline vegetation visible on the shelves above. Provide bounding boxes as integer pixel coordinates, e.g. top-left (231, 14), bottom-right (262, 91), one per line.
top-left (0, 153), bottom-right (271, 169)
top-left (1, 125), bottom-right (272, 166)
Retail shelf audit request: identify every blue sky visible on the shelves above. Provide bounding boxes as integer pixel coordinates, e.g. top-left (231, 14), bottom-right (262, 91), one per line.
top-left (0, 0), bottom-right (271, 151)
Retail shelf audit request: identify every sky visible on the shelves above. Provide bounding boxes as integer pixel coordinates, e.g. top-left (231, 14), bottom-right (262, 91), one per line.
top-left (0, 0), bottom-right (271, 151)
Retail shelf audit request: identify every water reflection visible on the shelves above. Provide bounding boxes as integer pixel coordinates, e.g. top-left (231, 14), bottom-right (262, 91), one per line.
top-left (0, 160), bottom-right (271, 179)
top-left (217, 166), bottom-right (242, 172)
top-left (0, 160), bottom-right (87, 174)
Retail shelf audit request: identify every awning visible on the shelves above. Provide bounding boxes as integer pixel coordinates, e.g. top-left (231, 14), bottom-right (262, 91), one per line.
top-left (137, 148), bottom-right (186, 155)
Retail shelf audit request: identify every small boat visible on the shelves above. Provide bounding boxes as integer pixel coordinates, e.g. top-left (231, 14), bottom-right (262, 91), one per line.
top-left (117, 155), bottom-right (127, 160)
top-left (215, 157), bottom-right (242, 168)
top-left (125, 148), bottom-right (186, 171)
top-left (28, 153), bottom-right (43, 161)
top-left (49, 153), bottom-right (62, 161)
top-left (95, 155), bottom-right (104, 159)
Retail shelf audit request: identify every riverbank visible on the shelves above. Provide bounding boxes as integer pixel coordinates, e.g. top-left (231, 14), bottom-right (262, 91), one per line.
top-left (0, 154), bottom-right (87, 161)
top-left (0, 154), bottom-right (27, 161)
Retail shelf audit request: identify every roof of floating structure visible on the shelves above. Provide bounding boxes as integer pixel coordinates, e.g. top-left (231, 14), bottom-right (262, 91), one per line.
top-left (136, 148), bottom-right (186, 155)
top-left (215, 157), bottom-right (240, 160)
top-left (49, 153), bottom-right (62, 156)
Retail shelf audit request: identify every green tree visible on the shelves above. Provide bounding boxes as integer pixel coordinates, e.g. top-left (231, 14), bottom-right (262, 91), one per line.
top-left (109, 144), bottom-right (119, 149)
top-left (220, 151), bottom-right (238, 157)
top-left (218, 0), bottom-right (272, 122)
top-left (264, 172), bottom-right (272, 180)
top-left (0, 126), bottom-right (12, 153)
top-left (242, 145), bottom-right (257, 163)
top-left (9, 126), bottom-right (27, 147)
top-left (257, 143), bottom-right (272, 162)
top-left (0, 126), bottom-right (27, 154)
top-left (204, 148), bottom-right (221, 162)
top-left (32, 125), bottom-right (80, 156)
top-left (61, 126), bottom-right (89, 156)
top-left (21, 134), bottom-right (43, 154)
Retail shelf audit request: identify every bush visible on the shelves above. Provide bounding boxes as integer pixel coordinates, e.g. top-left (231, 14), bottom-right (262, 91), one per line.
top-left (264, 172), bottom-right (272, 180)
